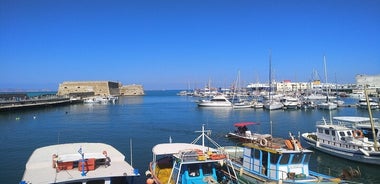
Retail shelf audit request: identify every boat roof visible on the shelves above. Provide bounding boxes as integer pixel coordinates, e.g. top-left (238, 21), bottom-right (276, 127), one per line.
top-left (22, 142), bottom-right (138, 184)
top-left (333, 116), bottom-right (378, 123)
top-left (234, 122), bottom-right (259, 127)
top-left (152, 143), bottom-right (217, 156)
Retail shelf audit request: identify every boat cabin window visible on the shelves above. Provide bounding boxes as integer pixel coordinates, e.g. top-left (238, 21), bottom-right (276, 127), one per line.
top-left (201, 163), bottom-right (213, 175)
top-left (303, 153), bottom-right (311, 164)
top-left (188, 164), bottom-right (200, 177)
top-left (279, 154), bottom-right (290, 165)
top-left (347, 131), bottom-right (352, 136)
top-left (339, 132), bottom-right (345, 136)
top-left (270, 154), bottom-right (280, 164)
top-left (324, 129), bottom-right (330, 135)
top-left (318, 128), bottom-right (323, 133)
top-left (291, 153), bottom-right (303, 164)
top-left (253, 149), bottom-right (260, 160)
top-left (331, 130), bottom-right (336, 136)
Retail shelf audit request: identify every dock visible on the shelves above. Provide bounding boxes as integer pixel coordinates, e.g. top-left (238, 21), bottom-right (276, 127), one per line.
top-left (0, 97), bottom-right (82, 112)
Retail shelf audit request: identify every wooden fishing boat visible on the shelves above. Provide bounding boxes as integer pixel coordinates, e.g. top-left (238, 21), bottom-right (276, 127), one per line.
top-left (146, 125), bottom-right (239, 184)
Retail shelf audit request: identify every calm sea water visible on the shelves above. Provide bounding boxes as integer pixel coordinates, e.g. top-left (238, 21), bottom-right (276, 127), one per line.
top-left (1, 90), bottom-right (379, 183)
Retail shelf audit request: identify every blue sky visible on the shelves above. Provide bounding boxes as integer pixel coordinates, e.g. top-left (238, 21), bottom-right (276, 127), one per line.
top-left (1, 0), bottom-right (379, 90)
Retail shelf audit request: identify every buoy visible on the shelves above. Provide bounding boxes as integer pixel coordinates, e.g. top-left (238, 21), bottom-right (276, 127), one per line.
top-left (353, 130), bottom-right (364, 138)
top-left (259, 138), bottom-right (268, 147)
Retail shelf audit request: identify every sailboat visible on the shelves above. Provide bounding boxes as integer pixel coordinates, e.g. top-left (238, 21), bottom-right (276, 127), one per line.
top-left (232, 70), bottom-right (252, 109)
top-left (317, 55), bottom-right (338, 110)
top-left (263, 51), bottom-right (283, 110)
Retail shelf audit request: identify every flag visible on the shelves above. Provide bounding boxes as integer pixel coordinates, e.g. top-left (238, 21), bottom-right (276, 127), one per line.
top-left (78, 147), bottom-right (82, 155)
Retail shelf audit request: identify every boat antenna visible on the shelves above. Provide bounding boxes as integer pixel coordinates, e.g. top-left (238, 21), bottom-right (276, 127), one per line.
top-left (364, 86), bottom-right (379, 151)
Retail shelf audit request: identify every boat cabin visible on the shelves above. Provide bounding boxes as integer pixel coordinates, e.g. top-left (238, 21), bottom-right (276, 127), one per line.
top-left (241, 143), bottom-right (315, 181)
top-left (150, 143), bottom-right (237, 184)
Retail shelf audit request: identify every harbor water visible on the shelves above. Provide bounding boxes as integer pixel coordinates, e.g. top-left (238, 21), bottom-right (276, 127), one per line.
top-left (1, 90), bottom-right (379, 183)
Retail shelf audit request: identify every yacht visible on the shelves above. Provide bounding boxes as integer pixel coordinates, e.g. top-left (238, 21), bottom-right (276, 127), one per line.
top-left (357, 98), bottom-right (379, 109)
top-left (197, 95), bottom-right (232, 107)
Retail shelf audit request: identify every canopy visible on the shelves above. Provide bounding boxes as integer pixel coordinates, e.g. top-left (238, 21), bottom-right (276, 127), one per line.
top-left (234, 122), bottom-right (259, 127)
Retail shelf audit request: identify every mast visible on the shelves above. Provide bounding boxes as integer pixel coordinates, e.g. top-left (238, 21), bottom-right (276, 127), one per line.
top-left (365, 86), bottom-right (379, 150)
top-left (269, 49), bottom-right (272, 101)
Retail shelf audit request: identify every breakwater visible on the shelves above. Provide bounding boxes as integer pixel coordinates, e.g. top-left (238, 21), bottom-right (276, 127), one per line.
top-left (0, 96), bottom-right (82, 111)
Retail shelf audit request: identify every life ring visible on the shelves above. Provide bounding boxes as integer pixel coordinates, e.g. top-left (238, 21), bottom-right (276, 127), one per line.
top-left (103, 150), bottom-right (108, 156)
top-left (259, 138), bottom-right (268, 147)
top-left (353, 130), bottom-right (364, 138)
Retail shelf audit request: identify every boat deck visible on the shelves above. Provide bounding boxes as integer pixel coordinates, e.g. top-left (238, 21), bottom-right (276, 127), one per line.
top-left (21, 143), bottom-right (139, 184)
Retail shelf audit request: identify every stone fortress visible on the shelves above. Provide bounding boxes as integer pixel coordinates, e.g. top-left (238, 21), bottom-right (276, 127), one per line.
top-left (57, 81), bottom-right (144, 97)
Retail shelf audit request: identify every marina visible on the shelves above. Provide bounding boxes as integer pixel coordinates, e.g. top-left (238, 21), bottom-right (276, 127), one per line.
top-left (0, 90), bottom-right (380, 183)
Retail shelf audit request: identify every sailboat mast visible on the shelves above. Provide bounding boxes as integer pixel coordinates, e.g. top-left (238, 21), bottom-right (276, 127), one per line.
top-left (269, 50), bottom-right (272, 99)
top-left (365, 87), bottom-right (379, 150)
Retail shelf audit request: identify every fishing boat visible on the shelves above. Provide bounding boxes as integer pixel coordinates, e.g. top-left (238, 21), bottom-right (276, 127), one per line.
top-left (226, 122), bottom-right (271, 143)
top-left (20, 142), bottom-right (139, 184)
top-left (302, 117), bottom-right (380, 165)
top-left (224, 132), bottom-right (344, 183)
top-left (146, 125), bottom-right (239, 184)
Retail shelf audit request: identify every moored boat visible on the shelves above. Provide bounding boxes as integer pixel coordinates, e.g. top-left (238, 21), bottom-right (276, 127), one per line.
top-left (197, 95), bottom-right (232, 107)
top-left (147, 125), bottom-right (239, 184)
top-left (20, 142), bottom-right (139, 184)
top-left (225, 132), bottom-right (344, 183)
top-left (226, 122), bottom-right (271, 143)
top-left (302, 117), bottom-right (380, 165)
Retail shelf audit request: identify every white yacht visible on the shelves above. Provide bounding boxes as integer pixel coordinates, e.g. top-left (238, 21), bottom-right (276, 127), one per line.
top-left (302, 117), bottom-right (380, 165)
top-left (357, 98), bottom-right (379, 109)
top-left (197, 95), bottom-right (232, 107)
top-left (281, 96), bottom-right (301, 109)
top-left (317, 101), bottom-right (338, 110)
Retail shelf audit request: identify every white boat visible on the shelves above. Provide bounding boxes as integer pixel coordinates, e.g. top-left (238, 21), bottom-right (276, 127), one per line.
top-left (84, 96), bottom-right (118, 104)
top-left (197, 95), bottom-right (232, 107)
top-left (263, 100), bottom-right (284, 110)
top-left (357, 98), bottom-right (379, 109)
top-left (302, 117), bottom-right (380, 165)
top-left (317, 101), bottom-right (338, 110)
top-left (146, 125), bottom-right (239, 184)
top-left (20, 142), bottom-right (139, 184)
top-left (225, 132), bottom-right (345, 183)
top-left (281, 96), bottom-right (301, 109)
top-left (263, 51), bottom-right (284, 111)
top-left (226, 122), bottom-right (271, 143)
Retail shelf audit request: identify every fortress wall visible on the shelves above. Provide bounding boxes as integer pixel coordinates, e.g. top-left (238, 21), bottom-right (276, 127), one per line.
top-left (57, 81), bottom-right (144, 97)
top-left (120, 84), bottom-right (145, 96)
top-left (57, 81), bottom-right (120, 96)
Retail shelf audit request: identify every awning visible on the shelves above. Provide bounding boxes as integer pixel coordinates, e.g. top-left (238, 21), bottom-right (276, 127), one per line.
top-left (233, 122), bottom-right (259, 127)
